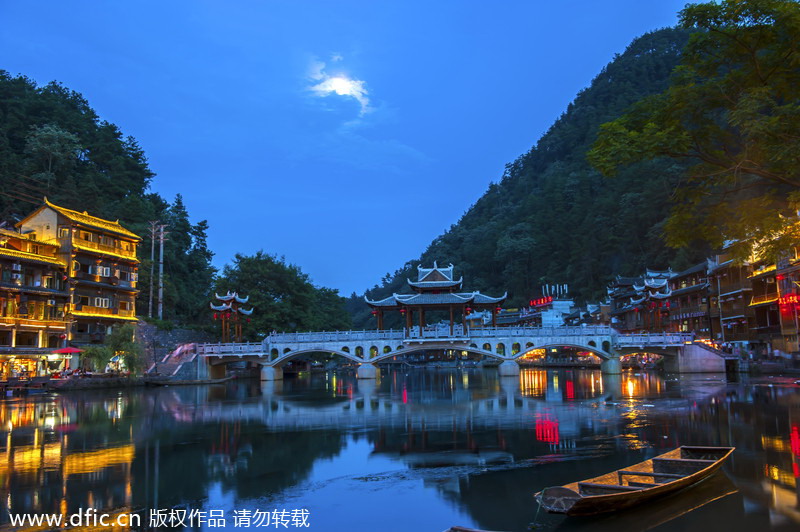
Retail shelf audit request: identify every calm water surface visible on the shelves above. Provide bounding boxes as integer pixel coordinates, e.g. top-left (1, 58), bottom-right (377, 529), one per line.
top-left (1, 369), bottom-right (799, 531)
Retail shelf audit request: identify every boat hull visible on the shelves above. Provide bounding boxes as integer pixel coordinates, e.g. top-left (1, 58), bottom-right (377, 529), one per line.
top-left (536, 446), bottom-right (734, 516)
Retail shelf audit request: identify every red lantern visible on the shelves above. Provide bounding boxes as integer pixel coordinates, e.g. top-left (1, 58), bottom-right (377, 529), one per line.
top-left (465, 306), bottom-right (472, 315)
top-left (247, 318), bottom-right (251, 323)
top-left (59, 333), bottom-right (67, 339)
top-left (371, 310), bottom-right (378, 316)
top-left (495, 306), bottom-right (502, 313)
top-left (399, 308), bottom-right (406, 315)
top-left (213, 313), bottom-right (218, 320)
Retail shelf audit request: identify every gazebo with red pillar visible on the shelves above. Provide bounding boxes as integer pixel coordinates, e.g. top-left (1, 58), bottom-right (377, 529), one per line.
top-left (365, 262), bottom-right (506, 335)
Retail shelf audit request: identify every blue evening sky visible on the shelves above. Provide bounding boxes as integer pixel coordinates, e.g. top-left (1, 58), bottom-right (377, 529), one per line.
top-left (1, 1), bottom-right (687, 295)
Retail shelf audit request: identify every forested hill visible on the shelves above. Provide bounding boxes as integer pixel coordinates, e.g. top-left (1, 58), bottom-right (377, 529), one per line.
top-left (349, 28), bottom-right (708, 328)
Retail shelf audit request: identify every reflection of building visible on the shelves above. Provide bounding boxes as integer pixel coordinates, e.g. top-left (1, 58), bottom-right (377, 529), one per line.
top-left (17, 199), bottom-right (140, 345)
top-left (366, 263), bottom-right (506, 334)
top-left (0, 398), bottom-right (135, 524)
top-left (0, 226), bottom-right (70, 376)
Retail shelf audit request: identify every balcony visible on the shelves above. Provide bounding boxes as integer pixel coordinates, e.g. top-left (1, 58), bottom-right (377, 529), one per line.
top-left (749, 293), bottom-right (779, 306)
top-left (72, 305), bottom-right (136, 318)
top-left (718, 281), bottom-right (752, 295)
top-left (73, 272), bottom-right (136, 290)
top-left (0, 279), bottom-right (67, 296)
top-left (720, 331), bottom-right (751, 342)
top-left (0, 315), bottom-right (68, 327)
top-left (71, 237), bottom-right (137, 260)
top-left (670, 305), bottom-right (707, 319)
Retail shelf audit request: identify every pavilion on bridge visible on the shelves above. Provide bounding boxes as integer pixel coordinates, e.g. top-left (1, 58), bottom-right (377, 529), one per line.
top-left (365, 262), bottom-right (506, 335)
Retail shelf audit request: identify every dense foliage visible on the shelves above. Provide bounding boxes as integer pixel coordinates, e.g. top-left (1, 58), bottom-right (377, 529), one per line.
top-left (590, 0), bottom-right (800, 263)
top-left (350, 28), bottom-right (709, 328)
top-left (81, 323), bottom-right (144, 372)
top-left (215, 252), bottom-right (351, 340)
top-left (0, 72), bottom-right (214, 324)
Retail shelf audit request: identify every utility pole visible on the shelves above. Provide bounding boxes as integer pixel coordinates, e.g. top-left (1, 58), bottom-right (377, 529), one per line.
top-left (157, 224), bottom-right (169, 320)
top-left (148, 221), bottom-right (159, 318)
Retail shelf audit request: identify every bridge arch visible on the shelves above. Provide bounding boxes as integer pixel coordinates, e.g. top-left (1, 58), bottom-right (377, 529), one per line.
top-left (515, 343), bottom-right (613, 361)
top-left (269, 348), bottom-right (365, 367)
top-left (370, 345), bottom-right (508, 364)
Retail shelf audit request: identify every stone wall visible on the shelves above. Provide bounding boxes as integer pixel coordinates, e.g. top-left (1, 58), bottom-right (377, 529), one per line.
top-left (663, 343), bottom-right (726, 373)
top-left (136, 321), bottom-right (215, 365)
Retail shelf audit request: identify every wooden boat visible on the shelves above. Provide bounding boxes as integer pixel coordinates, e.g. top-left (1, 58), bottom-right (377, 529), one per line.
top-left (143, 376), bottom-right (234, 386)
top-left (535, 445), bottom-right (734, 516)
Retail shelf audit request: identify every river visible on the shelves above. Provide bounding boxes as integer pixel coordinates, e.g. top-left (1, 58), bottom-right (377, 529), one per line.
top-left (1, 368), bottom-right (799, 531)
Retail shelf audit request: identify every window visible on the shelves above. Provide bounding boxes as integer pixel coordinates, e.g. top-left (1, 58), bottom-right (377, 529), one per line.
top-left (30, 244), bottom-right (40, 254)
top-left (120, 301), bottom-right (132, 311)
top-left (72, 261), bottom-right (81, 272)
top-left (97, 266), bottom-right (111, 277)
top-left (78, 295), bottom-right (90, 306)
top-left (93, 297), bottom-right (110, 308)
top-left (59, 227), bottom-right (69, 239)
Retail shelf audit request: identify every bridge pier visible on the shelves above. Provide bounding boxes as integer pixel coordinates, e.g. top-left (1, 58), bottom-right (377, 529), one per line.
top-left (261, 365), bottom-right (283, 381)
top-left (600, 358), bottom-right (621, 375)
top-left (208, 363), bottom-right (227, 380)
top-left (498, 360), bottom-right (520, 376)
top-left (356, 363), bottom-right (378, 379)
top-left (664, 344), bottom-right (726, 373)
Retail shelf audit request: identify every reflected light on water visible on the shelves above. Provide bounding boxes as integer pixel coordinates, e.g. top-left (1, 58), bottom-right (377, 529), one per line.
top-left (0, 370), bottom-right (799, 531)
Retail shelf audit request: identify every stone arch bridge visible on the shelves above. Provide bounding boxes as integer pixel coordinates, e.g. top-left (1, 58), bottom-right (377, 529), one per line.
top-left (196, 326), bottom-right (733, 380)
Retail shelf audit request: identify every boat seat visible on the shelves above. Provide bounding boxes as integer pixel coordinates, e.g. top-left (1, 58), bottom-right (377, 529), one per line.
top-left (652, 458), bottom-right (715, 475)
top-left (626, 480), bottom-right (659, 488)
top-left (617, 470), bottom-right (684, 482)
top-left (578, 482), bottom-right (644, 495)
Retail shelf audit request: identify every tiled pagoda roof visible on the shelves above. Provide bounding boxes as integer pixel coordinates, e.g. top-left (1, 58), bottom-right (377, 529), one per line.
top-left (416, 261), bottom-right (455, 282)
top-left (365, 291), bottom-right (507, 308)
top-left (407, 278), bottom-right (463, 289)
top-left (19, 198), bottom-right (141, 241)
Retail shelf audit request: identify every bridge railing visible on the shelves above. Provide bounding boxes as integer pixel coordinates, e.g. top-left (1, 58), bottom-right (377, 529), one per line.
top-left (197, 342), bottom-right (264, 356)
top-left (615, 332), bottom-right (693, 346)
top-left (263, 325), bottom-right (618, 345)
top-left (266, 329), bottom-right (405, 344)
top-left (469, 326), bottom-right (616, 338)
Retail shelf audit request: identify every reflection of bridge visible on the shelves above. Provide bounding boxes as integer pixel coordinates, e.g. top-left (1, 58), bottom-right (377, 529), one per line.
top-left (196, 326), bottom-right (732, 380)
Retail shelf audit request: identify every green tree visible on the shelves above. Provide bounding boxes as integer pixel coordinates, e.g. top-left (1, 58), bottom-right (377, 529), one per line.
top-left (107, 323), bottom-right (145, 373)
top-left (215, 251), bottom-right (350, 340)
top-left (23, 123), bottom-right (80, 189)
top-left (589, 0), bottom-right (800, 261)
top-left (80, 344), bottom-right (112, 371)
top-left (80, 323), bottom-right (144, 373)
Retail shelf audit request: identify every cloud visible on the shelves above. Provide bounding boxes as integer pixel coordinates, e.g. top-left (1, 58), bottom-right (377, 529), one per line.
top-left (307, 57), bottom-right (370, 116)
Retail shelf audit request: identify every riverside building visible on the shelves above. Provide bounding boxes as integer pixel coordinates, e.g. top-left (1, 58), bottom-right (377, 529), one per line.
top-left (0, 199), bottom-right (141, 375)
top-left (0, 226), bottom-right (70, 376)
top-left (18, 199), bottom-right (141, 344)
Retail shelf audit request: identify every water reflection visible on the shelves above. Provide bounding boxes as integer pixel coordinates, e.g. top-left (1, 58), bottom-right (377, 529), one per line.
top-left (0, 369), bottom-right (798, 531)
